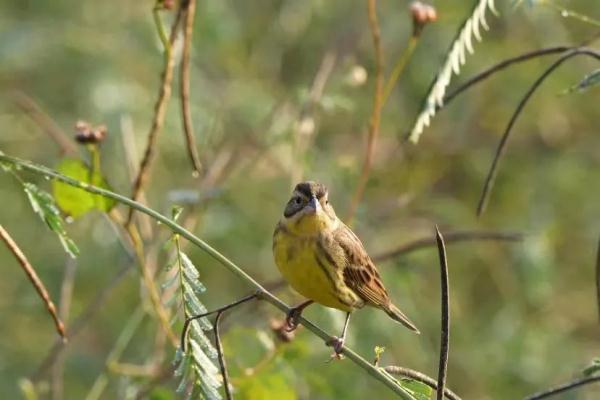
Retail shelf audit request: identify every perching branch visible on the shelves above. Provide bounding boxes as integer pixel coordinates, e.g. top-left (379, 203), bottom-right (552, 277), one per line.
top-left (434, 226), bottom-right (450, 400)
top-left (524, 375), bottom-right (600, 400)
top-left (0, 224), bottom-right (67, 342)
top-left (180, 0), bottom-right (203, 175)
top-left (384, 366), bottom-right (461, 400)
top-left (373, 229), bottom-right (523, 262)
top-left (476, 47), bottom-right (600, 216)
top-left (346, 0), bottom-right (384, 223)
top-left (0, 153), bottom-right (416, 399)
top-left (127, 5), bottom-right (185, 225)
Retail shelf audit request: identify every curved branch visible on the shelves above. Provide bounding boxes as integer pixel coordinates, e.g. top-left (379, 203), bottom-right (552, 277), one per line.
top-left (0, 153), bottom-right (415, 399)
top-left (477, 48), bottom-right (600, 216)
top-left (0, 225), bottom-right (66, 341)
top-left (525, 375), bottom-right (600, 400)
top-left (373, 230), bottom-right (523, 262)
top-left (442, 46), bottom-right (572, 107)
top-left (434, 227), bottom-right (450, 400)
top-left (384, 366), bottom-right (461, 400)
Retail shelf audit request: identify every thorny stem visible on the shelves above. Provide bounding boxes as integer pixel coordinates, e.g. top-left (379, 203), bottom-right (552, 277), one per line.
top-left (180, 0), bottom-right (203, 174)
top-left (384, 366), bottom-right (461, 400)
top-left (127, 5), bottom-right (184, 226)
top-left (0, 224), bottom-right (67, 341)
top-left (435, 227), bottom-right (450, 400)
top-left (476, 48), bottom-right (600, 216)
top-left (0, 153), bottom-right (416, 399)
top-left (347, 0), bottom-right (384, 224)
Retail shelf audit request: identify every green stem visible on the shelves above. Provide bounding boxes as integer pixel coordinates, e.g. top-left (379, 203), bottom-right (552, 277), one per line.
top-left (84, 307), bottom-right (145, 400)
top-left (153, 4), bottom-right (171, 63)
top-left (0, 153), bottom-right (415, 400)
top-left (382, 36), bottom-right (418, 106)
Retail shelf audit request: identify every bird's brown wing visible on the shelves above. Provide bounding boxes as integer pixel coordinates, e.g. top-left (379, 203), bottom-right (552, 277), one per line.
top-left (333, 224), bottom-right (391, 307)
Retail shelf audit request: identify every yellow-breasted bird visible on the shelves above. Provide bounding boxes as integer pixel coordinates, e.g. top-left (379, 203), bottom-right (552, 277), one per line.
top-left (273, 181), bottom-right (419, 355)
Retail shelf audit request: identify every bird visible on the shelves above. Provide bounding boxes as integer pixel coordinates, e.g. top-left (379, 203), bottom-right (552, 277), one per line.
top-left (272, 181), bottom-right (419, 356)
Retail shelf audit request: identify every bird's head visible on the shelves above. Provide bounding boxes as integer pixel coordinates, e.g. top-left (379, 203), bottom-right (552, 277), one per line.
top-left (281, 181), bottom-right (338, 235)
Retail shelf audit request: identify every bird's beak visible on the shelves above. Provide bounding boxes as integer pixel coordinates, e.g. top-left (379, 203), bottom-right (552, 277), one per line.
top-left (306, 196), bottom-right (320, 215)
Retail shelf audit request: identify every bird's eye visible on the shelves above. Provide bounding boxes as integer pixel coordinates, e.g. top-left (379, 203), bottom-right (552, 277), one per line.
top-left (294, 197), bottom-right (302, 205)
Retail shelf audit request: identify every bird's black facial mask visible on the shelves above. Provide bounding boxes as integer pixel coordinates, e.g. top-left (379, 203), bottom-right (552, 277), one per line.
top-left (284, 193), bottom-right (306, 217)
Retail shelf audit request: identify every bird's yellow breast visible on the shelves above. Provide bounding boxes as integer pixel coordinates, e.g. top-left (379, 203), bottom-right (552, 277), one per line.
top-left (273, 227), bottom-right (352, 312)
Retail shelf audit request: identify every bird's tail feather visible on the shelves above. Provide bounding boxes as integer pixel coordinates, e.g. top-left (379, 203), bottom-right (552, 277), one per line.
top-left (384, 303), bottom-right (420, 334)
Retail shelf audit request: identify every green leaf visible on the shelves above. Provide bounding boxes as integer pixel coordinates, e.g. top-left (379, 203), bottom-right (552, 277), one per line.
top-left (238, 372), bottom-right (297, 400)
top-left (149, 387), bottom-right (176, 400)
top-left (23, 183), bottom-right (79, 258)
top-left (52, 158), bottom-right (115, 217)
top-left (564, 69), bottom-right (600, 94)
top-left (583, 358), bottom-right (600, 377)
top-left (399, 378), bottom-right (433, 400)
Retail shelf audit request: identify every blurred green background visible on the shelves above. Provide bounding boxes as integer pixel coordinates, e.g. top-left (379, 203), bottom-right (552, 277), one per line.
top-left (0, 1), bottom-right (598, 399)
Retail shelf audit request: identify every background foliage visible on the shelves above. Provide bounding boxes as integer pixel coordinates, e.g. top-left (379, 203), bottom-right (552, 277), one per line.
top-left (0, 0), bottom-right (598, 399)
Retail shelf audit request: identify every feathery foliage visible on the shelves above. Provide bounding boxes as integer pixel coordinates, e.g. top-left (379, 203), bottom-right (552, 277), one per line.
top-left (23, 181), bottom-right (79, 258)
top-left (408, 0), bottom-right (499, 143)
top-left (164, 212), bottom-right (222, 400)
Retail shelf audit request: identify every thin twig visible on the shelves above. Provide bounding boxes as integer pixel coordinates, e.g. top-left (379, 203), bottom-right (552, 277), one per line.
top-left (596, 234), bottom-right (600, 322)
top-left (0, 224), bottom-right (67, 341)
top-left (84, 307), bottom-right (145, 400)
top-left (435, 226), bottom-right (450, 400)
top-left (11, 91), bottom-right (79, 155)
top-left (346, 0), bottom-right (384, 223)
top-left (524, 375), bottom-right (600, 400)
top-left (32, 264), bottom-right (132, 381)
top-left (214, 311), bottom-right (232, 400)
top-left (384, 366), bottom-right (461, 400)
top-left (126, 224), bottom-right (178, 346)
top-left (127, 5), bottom-right (185, 225)
top-left (442, 46), bottom-right (572, 107)
top-left (382, 36), bottom-right (418, 106)
top-left (52, 258), bottom-right (77, 400)
top-left (292, 50), bottom-right (337, 185)
top-left (1, 154), bottom-right (419, 399)
top-left (181, 292), bottom-right (259, 351)
top-left (180, 0), bottom-right (203, 175)
top-left (373, 230), bottom-right (523, 262)
top-left (476, 48), bottom-right (600, 216)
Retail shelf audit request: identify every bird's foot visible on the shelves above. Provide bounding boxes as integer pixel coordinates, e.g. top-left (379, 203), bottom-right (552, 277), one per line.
top-left (326, 336), bottom-right (345, 360)
top-left (284, 307), bottom-right (303, 332)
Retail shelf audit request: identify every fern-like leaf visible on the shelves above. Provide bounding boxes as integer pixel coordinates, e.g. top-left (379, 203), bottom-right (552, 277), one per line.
top-left (164, 236), bottom-right (222, 399)
top-left (408, 0), bottom-right (499, 143)
top-left (23, 182), bottom-right (79, 258)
